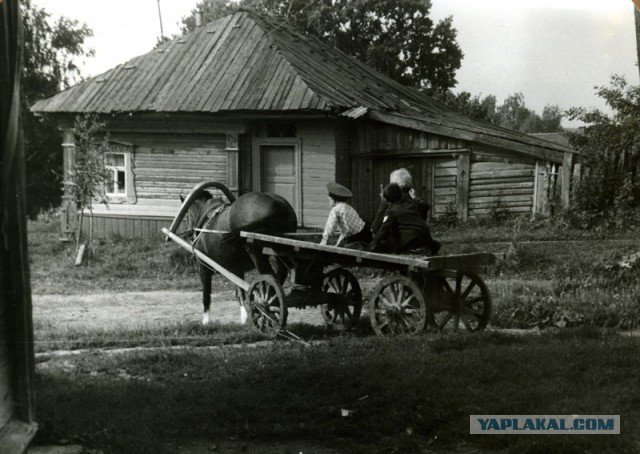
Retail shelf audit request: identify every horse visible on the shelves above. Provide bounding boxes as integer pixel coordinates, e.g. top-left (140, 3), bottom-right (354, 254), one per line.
top-left (168, 181), bottom-right (297, 325)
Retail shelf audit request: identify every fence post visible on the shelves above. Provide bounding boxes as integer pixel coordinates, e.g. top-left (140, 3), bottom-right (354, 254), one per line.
top-left (60, 129), bottom-right (77, 241)
top-left (561, 151), bottom-right (573, 209)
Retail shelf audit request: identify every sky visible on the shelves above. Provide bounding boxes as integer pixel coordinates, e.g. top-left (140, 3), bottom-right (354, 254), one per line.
top-left (34, 0), bottom-right (639, 126)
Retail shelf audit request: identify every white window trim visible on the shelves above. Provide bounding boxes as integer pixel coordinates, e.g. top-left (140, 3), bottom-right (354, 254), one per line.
top-left (103, 142), bottom-right (136, 204)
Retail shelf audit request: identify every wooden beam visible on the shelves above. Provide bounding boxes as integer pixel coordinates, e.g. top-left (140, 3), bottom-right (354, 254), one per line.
top-left (162, 228), bottom-right (249, 291)
top-left (533, 160), bottom-right (547, 215)
top-left (457, 154), bottom-right (470, 222)
top-left (0, 419), bottom-right (38, 454)
top-left (561, 151), bottom-right (574, 208)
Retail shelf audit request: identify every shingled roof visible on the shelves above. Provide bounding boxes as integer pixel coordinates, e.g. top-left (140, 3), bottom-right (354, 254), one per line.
top-left (31, 10), bottom-right (573, 160)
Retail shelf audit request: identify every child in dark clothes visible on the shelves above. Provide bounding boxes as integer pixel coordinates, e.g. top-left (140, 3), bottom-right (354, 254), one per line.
top-left (370, 183), bottom-right (441, 255)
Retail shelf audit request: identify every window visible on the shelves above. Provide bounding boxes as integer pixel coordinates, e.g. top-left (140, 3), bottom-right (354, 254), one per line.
top-left (103, 142), bottom-right (135, 203)
top-left (267, 123), bottom-right (296, 138)
top-left (105, 152), bottom-right (127, 196)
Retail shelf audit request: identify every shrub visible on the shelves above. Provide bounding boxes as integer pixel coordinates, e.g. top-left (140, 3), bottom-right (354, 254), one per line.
top-left (435, 201), bottom-right (459, 227)
top-left (565, 75), bottom-right (640, 228)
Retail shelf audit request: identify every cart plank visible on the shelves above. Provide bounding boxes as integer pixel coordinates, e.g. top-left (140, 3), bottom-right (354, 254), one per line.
top-left (241, 231), bottom-right (497, 271)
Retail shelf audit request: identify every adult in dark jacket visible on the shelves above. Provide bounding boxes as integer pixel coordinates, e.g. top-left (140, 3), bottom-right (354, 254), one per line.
top-left (370, 183), bottom-right (441, 255)
top-left (371, 168), bottom-right (430, 233)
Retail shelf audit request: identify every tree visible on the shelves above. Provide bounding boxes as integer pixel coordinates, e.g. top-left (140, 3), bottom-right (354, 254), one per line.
top-left (182, 0), bottom-right (463, 94)
top-left (21, 0), bottom-right (93, 218)
top-left (438, 90), bottom-right (563, 133)
top-left (566, 75), bottom-right (640, 217)
top-left (495, 93), bottom-right (532, 131)
top-left (70, 114), bottom-right (111, 253)
top-left (435, 90), bottom-right (498, 123)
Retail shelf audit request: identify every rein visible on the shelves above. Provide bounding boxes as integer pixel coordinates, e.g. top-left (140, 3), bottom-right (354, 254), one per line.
top-left (192, 203), bottom-right (229, 245)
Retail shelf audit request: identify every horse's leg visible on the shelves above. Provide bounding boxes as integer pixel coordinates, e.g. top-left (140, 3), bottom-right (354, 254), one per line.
top-left (199, 264), bottom-right (213, 325)
top-left (270, 256), bottom-right (290, 285)
top-left (237, 272), bottom-right (248, 324)
top-left (245, 244), bottom-right (273, 275)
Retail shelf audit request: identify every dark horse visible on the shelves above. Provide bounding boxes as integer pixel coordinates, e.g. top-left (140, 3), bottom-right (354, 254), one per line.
top-left (168, 182), bottom-right (297, 325)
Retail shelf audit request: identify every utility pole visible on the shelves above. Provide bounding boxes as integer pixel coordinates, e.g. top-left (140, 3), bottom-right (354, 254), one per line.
top-left (157, 0), bottom-right (165, 39)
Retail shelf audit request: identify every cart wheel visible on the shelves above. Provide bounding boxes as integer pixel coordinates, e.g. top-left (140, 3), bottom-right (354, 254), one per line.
top-left (433, 271), bottom-right (491, 332)
top-left (320, 268), bottom-right (363, 331)
top-left (368, 275), bottom-right (427, 336)
top-left (245, 274), bottom-right (288, 335)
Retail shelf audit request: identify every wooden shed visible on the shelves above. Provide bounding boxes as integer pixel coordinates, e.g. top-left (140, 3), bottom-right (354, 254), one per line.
top-left (1, 1), bottom-right (38, 452)
top-left (31, 11), bottom-right (577, 238)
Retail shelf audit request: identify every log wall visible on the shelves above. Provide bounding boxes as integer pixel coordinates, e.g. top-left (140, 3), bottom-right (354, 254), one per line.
top-left (66, 115), bottom-right (567, 238)
top-left (84, 117), bottom-right (339, 235)
top-left (349, 121), bottom-right (550, 221)
top-left (350, 120), bottom-right (468, 222)
top-left (468, 150), bottom-right (536, 217)
top-left (76, 121), bottom-right (237, 236)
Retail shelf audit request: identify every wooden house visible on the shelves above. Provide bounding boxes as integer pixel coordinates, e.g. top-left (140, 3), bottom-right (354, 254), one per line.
top-left (31, 11), bottom-right (577, 238)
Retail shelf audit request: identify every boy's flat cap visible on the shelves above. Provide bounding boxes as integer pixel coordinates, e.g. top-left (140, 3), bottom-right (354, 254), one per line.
top-left (327, 182), bottom-right (353, 198)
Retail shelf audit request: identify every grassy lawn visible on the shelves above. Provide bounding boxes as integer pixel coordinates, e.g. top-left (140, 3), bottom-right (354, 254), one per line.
top-left (34, 329), bottom-right (640, 453)
top-left (28, 217), bottom-right (640, 452)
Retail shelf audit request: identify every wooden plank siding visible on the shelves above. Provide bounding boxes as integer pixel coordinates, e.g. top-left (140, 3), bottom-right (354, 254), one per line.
top-left (297, 120), bottom-right (336, 228)
top-left (468, 157), bottom-right (536, 217)
top-left (432, 159), bottom-right (458, 217)
top-left (81, 215), bottom-right (173, 239)
top-left (81, 127), bottom-right (231, 236)
top-left (355, 121), bottom-right (467, 154)
top-left (134, 147), bottom-right (228, 200)
top-left (350, 120), bottom-right (468, 222)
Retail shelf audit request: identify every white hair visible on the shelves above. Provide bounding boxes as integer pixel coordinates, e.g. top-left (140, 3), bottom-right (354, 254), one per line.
top-left (389, 168), bottom-right (412, 188)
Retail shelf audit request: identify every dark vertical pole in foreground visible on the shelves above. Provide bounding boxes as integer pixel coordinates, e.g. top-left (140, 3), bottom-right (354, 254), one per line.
top-left (635, 6), bottom-right (640, 82)
top-left (0, 1), bottom-right (38, 451)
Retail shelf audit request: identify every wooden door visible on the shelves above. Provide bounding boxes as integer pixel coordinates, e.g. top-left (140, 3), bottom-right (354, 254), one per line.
top-left (259, 143), bottom-right (301, 221)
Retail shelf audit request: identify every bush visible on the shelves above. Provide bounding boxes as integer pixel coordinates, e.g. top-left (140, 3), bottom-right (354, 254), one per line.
top-left (565, 75), bottom-right (640, 228)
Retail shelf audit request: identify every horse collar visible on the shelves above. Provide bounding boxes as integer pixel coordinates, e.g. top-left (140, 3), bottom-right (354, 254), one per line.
top-left (197, 203), bottom-right (228, 230)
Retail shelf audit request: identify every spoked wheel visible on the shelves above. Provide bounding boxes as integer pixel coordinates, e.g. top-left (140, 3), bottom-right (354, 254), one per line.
top-left (245, 274), bottom-right (288, 336)
top-left (320, 268), bottom-right (363, 331)
top-left (432, 270), bottom-right (492, 332)
top-left (368, 275), bottom-right (427, 336)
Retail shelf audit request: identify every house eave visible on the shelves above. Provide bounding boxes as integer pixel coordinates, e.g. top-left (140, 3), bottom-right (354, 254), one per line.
top-left (367, 110), bottom-right (574, 163)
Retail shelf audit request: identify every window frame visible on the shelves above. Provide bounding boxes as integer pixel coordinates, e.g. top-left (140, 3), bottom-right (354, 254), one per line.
top-left (103, 142), bottom-right (136, 203)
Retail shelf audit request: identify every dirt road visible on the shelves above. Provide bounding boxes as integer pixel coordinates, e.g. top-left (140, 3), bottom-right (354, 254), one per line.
top-left (32, 289), bottom-right (325, 331)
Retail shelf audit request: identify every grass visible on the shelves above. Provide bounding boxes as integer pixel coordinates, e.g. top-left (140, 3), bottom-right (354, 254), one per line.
top-left (29, 219), bottom-right (206, 294)
top-left (28, 217), bottom-right (640, 452)
top-left (33, 330), bottom-right (640, 453)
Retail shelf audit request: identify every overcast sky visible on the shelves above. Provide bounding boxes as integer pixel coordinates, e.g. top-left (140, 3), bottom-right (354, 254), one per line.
top-left (35, 0), bottom-right (639, 126)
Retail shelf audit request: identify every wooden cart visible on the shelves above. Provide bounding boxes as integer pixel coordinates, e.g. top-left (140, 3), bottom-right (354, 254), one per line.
top-left (163, 228), bottom-right (497, 336)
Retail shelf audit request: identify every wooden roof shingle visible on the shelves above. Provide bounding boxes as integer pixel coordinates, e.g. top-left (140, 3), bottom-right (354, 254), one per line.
top-left (31, 10), bottom-right (573, 159)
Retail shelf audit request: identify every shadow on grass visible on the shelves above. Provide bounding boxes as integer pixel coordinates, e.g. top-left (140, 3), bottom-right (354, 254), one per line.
top-left (33, 330), bottom-right (640, 454)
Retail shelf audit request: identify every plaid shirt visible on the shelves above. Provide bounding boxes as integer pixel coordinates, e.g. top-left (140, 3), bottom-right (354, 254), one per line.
top-left (321, 202), bottom-right (365, 245)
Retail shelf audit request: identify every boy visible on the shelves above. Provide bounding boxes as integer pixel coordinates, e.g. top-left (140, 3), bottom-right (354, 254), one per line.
top-left (321, 182), bottom-right (372, 247)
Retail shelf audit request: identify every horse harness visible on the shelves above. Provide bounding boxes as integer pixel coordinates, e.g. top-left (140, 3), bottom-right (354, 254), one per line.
top-left (191, 202), bottom-right (230, 243)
